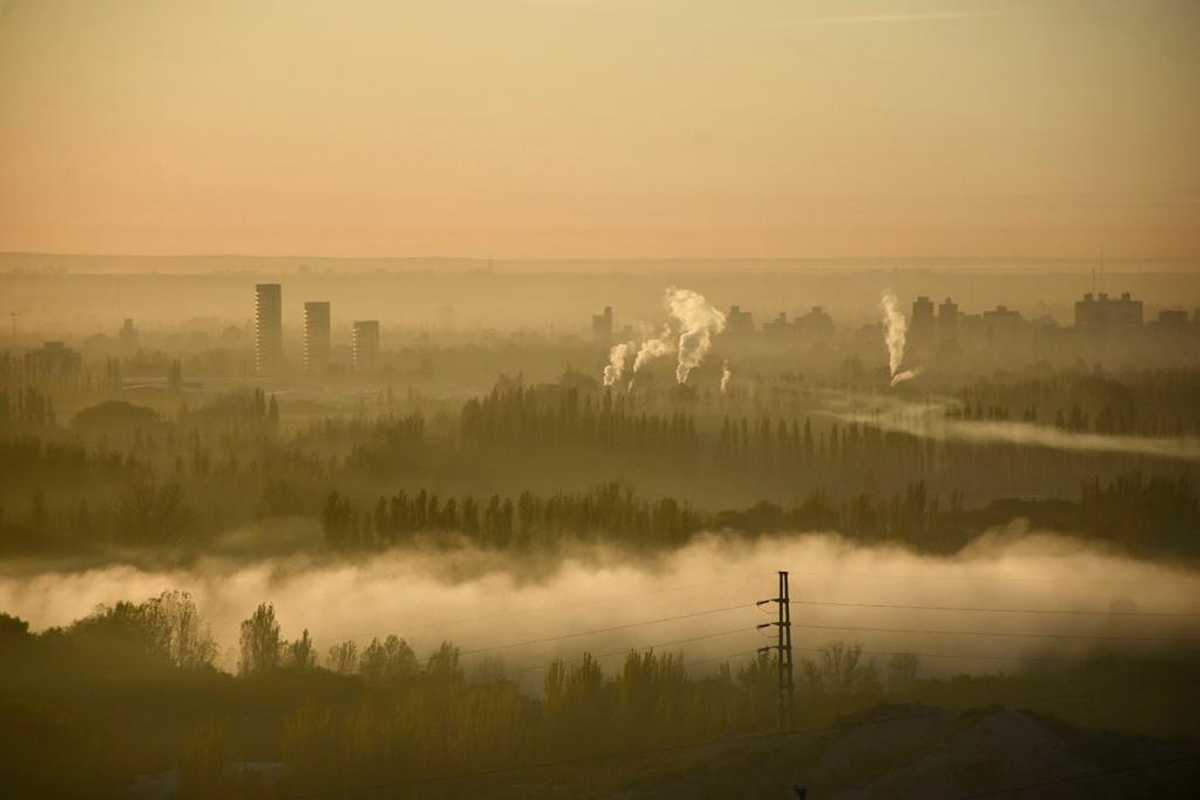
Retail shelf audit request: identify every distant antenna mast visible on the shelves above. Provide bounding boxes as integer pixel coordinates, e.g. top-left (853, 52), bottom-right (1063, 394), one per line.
top-left (9, 311), bottom-right (17, 339)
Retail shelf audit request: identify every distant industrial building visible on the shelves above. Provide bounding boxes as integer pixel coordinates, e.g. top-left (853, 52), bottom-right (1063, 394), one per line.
top-left (591, 306), bottom-right (613, 344)
top-left (795, 306), bottom-right (834, 341)
top-left (981, 305), bottom-right (1023, 338)
top-left (118, 319), bottom-right (138, 352)
top-left (352, 320), bottom-right (380, 371)
top-left (254, 283), bottom-right (283, 374)
top-left (1074, 292), bottom-right (1143, 331)
top-left (763, 312), bottom-right (792, 339)
top-left (937, 298), bottom-right (959, 351)
top-left (1156, 309), bottom-right (1190, 329)
top-left (910, 296), bottom-right (936, 354)
top-left (303, 301), bottom-right (331, 373)
top-left (726, 305), bottom-right (755, 337)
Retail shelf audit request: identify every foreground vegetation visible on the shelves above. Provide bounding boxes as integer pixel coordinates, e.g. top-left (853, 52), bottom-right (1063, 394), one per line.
top-left (1, 593), bottom-right (1197, 798)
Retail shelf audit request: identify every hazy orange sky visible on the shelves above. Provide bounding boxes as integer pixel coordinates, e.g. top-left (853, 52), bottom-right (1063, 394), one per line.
top-left (1, 0), bottom-right (1198, 260)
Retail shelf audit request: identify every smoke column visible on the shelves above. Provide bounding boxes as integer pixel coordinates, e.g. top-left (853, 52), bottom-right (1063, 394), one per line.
top-left (666, 287), bottom-right (726, 384)
top-left (602, 341), bottom-right (633, 387)
top-left (720, 361), bottom-right (732, 394)
top-left (880, 289), bottom-right (916, 385)
top-left (632, 324), bottom-right (675, 374)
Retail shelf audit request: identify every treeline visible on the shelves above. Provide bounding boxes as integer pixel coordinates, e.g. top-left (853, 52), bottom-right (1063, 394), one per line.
top-left (0, 595), bottom-right (913, 799)
top-left (320, 472), bottom-right (1199, 557)
top-left (1080, 471), bottom-right (1200, 553)
top-left (3, 377), bottom-right (1198, 557)
top-left (0, 385), bottom-right (56, 429)
top-left (449, 379), bottom-right (1192, 508)
top-left (322, 482), bottom-right (702, 550)
top-left (461, 381), bottom-right (700, 453)
top-left (951, 369), bottom-right (1200, 436)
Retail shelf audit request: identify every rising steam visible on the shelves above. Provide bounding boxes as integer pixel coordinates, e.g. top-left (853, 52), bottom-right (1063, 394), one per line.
top-left (880, 289), bottom-right (918, 385)
top-left (602, 341), bottom-right (634, 387)
top-left (890, 367), bottom-right (923, 386)
top-left (720, 361), bottom-right (732, 395)
top-left (631, 324), bottom-right (675, 374)
top-left (627, 288), bottom-right (726, 384)
top-left (665, 286), bottom-right (726, 384)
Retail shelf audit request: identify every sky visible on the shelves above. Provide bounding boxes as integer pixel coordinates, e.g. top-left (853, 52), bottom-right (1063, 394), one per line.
top-left (1, 0), bottom-right (1198, 260)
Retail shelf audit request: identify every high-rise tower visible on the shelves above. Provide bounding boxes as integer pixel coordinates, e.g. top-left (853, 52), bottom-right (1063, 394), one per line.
top-left (352, 320), bottom-right (380, 371)
top-left (938, 297), bottom-right (959, 352)
top-left (591, 306), bottom-right (613, 344)
top-left (910, 295), bottom-right (935, 357)
top-left (254, 284), bottom-right (283, 374)
top-left (304, 301), bottom-right (331, 373)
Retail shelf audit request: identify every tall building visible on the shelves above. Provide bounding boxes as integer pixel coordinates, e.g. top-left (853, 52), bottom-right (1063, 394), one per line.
top-left (981, 305), bottom-right (1023, 337)
top-left (591, 306), bottom-right (613, 344)
top-left (937, 297), bottom-right (959, 351)
top-left (118, 318), bottom-right (138, 352)
top-left (254, 283), bottom-right (283, 375)
top-left (763, 312), bottom-right (793, 338)
top-left (726, 305), bottom-right (755, 337)
top-left (910, 296), bottom-right (936, 355)
top-left (303, 301), bottom-right (331, 373)
top-left (1075, 292), bottom-right (1143, 331)
top-left (1155, 309), bottom-right (1190, 329)
top-left (795, 306), bottom-right (834, 340)
top-left (352, 320), bottom-right (380, 371)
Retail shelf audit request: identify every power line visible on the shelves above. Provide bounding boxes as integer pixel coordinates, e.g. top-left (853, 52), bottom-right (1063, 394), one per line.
top-left (423, 599), bottom-right (1197, 678)
top-left (496, 637), bottom-right (1200, 681)
top-left (449, 602), bottom-right (758, 658)
top-left (786, 567), bottom-right (1200, 589)
top-left (400, 575), bottom-right (756, 634)
top-left (793, 645), bottom-right (1092, 665)
top-left (499, 627), bottom-right (762, 676)
top-left (489, 630), bottom-right (1168, 682)
top-left (789, 620), bottom-right (1200, 644)
top-left (790, 597), bottom-right (1200, 618)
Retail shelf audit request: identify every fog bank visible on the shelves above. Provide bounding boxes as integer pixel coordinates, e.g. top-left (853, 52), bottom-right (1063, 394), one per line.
top-left (2, 528), bottom-right (1198, 683)
top-left (822, 391), bottom-right (1200, 462)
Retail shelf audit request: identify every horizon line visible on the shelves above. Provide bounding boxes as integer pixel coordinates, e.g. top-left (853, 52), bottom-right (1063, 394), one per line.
top-left (3, 252), bottom-right (1196, 264)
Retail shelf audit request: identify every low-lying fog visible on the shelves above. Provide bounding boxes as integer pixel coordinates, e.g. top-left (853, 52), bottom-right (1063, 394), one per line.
top-left (3, 526), bottom-right (1198, 689)
top-left (820, 390), bottom-right (1200, 462)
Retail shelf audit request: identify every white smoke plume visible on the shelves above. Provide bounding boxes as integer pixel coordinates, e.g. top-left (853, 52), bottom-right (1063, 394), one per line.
top-left (880, 289), bottom-right (909, 381)
top-left (720, 361), bottom-right (732, 394)
top-left (890, 367), bottom-right (922, 387)
top-left (665, 286), bottom-right (726, 384)
top-left (602, 341), bottom-right (634, 387)
top-left (631, 324), bottom-right (675, 374)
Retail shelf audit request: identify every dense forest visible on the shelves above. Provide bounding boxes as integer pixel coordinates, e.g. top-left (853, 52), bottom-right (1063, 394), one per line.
top-left (2, 373), bottom-right (1198, 560)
